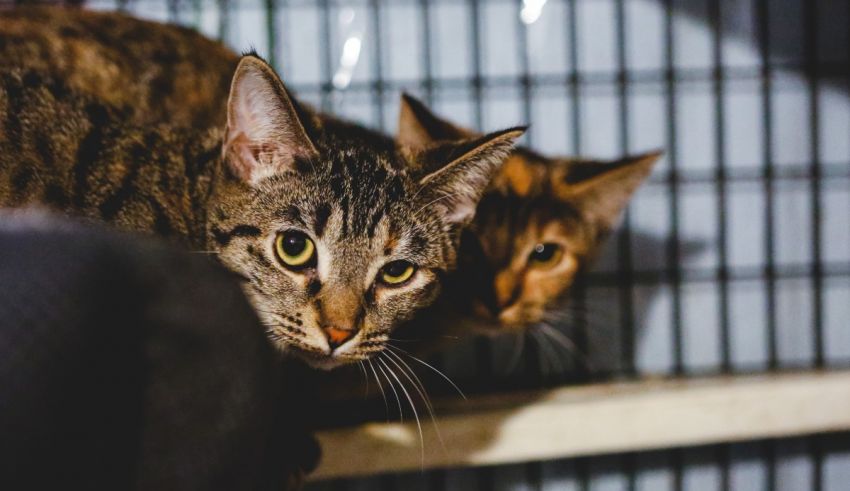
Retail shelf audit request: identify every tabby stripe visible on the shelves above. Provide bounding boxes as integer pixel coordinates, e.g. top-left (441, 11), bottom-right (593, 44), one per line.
top-left (313, 203), bottom-right (331, 237)
top-left (3, 73), bottom-right (23, 153)
top-left (212, 224), bottom-right (262, 246)
top-left (151, 199), bottom-right (175, 237)
top-left (73, 103), bottom-right (110, 207)
top-left (98, 162), bottom-right (140, 219)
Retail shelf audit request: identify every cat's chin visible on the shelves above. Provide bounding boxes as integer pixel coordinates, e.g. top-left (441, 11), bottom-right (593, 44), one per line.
top-left (290, 349), bottom-right (352, 371)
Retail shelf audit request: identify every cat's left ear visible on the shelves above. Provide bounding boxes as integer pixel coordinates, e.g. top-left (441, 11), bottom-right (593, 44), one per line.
top-left (553, 151), bottom-right (662, 230)
top-left (397, 93), bottom-right (476, 148)
top-left (223, 55), bottom-right (318, 185)
top-left (416, 127), bottom-right (526, 227)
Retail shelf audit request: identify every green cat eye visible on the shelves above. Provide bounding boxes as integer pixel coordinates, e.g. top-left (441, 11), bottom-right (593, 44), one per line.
top-left (528, 243), bottom-right (562, 268)
top-left (275, 231), bottom-right (316, 268)
top-left (380, 260), bottom-right (416, 285)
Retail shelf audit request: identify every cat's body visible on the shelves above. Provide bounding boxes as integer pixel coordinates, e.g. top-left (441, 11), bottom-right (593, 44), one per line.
top-left (0, 6), bottom-right (236, 128)
top-left (0, 69), bottom-right (219, 248)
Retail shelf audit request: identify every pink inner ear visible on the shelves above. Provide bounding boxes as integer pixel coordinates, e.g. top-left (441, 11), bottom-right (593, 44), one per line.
top-left (225, 133), bottom-right (261, 182)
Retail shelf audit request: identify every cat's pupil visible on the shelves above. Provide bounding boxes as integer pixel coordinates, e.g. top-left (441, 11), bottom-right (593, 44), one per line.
top-left (530, 243), bottom-right (558, 262)
top-left (282, 233), bottom-right (307, 255)
top-left (384, 261), bottom-right (411, 277)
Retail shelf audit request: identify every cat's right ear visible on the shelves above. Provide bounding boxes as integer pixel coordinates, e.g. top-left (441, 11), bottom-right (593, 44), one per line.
top-left (415, 127), bottom-right (526, 228)
top-left (397, 93), bottom-right (476, 148)
top-left (554, 151), bottom-right (662, 231)
top-left (223, 55), bottom-right (318, 185)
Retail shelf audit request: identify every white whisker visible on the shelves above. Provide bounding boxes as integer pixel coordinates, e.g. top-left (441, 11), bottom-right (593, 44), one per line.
top-left (384, 350), bottom-right (447, 453)
top-left (367, 359), bottom-right (390, 422)
top-left (379, 356), bottom-right (425, 467)
top-left (377, 360), bottom-right (404, 424)
top-left (506, 332), bottom-right (526, 373)
top-left (389, 345), bottom-right (467, 400)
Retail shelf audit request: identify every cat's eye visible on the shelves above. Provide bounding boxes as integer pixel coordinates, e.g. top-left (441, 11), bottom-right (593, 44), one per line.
top-left (275, 231), bottom-right (316, 269)
top-left (380, 260), bottom-right (416, 286)
top-left (528, 243), bottom-right (563, 268)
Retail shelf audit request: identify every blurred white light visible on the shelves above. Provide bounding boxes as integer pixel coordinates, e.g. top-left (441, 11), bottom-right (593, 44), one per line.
top-left (521, 0), bottom-right (548, 25)
top-left (333, 35), bottom-right (362, 90)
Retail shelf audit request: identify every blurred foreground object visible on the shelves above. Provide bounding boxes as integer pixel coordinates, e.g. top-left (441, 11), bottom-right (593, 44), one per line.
top-left (0, 211), bottom-right (315, 490)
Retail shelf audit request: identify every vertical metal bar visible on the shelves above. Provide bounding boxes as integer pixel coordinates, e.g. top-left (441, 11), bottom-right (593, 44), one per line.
top-left (517, 0), bottom-right (534, 146)
top-left (265, 0), bottom-right (278, 68)
top-left (468, 0), bottom-right (484, 129)
top-left (671, 448), bottom-right (684, 491)
top-left (805, 0), bottom-right (824, 369)
top-left (757, 1), bottom-right (778, 489)
top-left (369, 0), bottom-right (386, 130)
top-left (711, 0), bottom-right (731, 375)
top-left (319, 0), bottom-right (334, 112)
top-left (663, 0), bottom-right (685, 376)
top-left (567, 0), bottom-right (581, 153)
top-left (614, 0), bottom-right (636, 380)
top-left (217, 0), bottom-right (230, 43)
top-left (168, 0), bottom-right (179, 23)
top-left (419, 0), bottom-right (435, 106)
top-left (757, 0), bottom-right (778, 371)
top-left (811, 435), bottom-right (823, 491)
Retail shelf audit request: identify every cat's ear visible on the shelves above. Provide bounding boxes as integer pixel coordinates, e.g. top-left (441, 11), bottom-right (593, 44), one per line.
top-left (554, 150), bottom-right (662, 230)
top-left (416, 127), bottom-right (526, 227)
top-left (223, 55), bottom-right (318, 184)
top-left (397, 93), bottom-right (477, 148)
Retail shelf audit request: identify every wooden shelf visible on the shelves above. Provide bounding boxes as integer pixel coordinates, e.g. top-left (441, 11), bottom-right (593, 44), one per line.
top-left (310, 370), bottom-right (850, 480)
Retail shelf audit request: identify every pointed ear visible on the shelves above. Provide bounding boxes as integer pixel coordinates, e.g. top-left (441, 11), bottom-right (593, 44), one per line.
top-left (223, 55), bottom-right (318, 185)
top-left (554, 150), bottom-right (662, 230)
top-left (397, 93), bottom-right (477, 148)
top-left (416, 126), bottom-right (526, 227)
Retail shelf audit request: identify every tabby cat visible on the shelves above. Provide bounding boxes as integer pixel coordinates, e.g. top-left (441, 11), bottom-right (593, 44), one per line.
top-left (395, 94), bottom-right (660, 349)
top-left (0, 6), bottom-right (236, 128)
top-left (0, 57), bottom-right (524, 370)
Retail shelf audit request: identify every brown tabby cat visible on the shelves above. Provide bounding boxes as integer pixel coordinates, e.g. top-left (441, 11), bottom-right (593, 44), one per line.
top-left (395, 94), bottom-right (661, 349)
top-left (0, 58), bottom-right (524, 370)
top-left (0, 6), bottom-right (236, 128)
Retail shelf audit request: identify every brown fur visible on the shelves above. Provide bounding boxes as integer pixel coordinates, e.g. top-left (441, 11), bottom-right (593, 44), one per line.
top-left (0, 6), bottom-right (237, 128)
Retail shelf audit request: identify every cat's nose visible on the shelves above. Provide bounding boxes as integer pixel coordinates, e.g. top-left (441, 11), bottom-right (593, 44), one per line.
top-left (322, 325), bottom-right (357, 350)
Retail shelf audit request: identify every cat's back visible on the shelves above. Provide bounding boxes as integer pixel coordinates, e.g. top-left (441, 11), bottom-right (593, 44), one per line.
top-left (0, 6), bottom-right (237, 127)
top-left (0, 69), bottom-right (220, 244)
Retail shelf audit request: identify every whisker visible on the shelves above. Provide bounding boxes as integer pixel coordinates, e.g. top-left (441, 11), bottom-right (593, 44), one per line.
top-left (379, 356), bottom-right (425, 467)
top-left (531, 329), bottom-right (564, 375)
top-left (389, 345), bottom-right (467, 400)
top-left (377, 360), bottom-right (404, 424)
top-left (412, 191), bottom-right (464, 219)
top-left (367, 359), bottom-right (390, 422)
top-left (357, 361), bottom-right (369, 398)
top-left (384, 350), bottom-right (446, 453)
top-left (506, 332), bottom-right (526, 373)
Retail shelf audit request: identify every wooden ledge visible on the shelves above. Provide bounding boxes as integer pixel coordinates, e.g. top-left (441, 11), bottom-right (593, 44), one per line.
top-left (311, 370), bottom-right (850, 480)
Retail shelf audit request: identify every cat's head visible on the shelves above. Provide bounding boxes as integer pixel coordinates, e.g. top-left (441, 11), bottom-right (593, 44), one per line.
top-left (398, 94), bottom-right (660, 333)
top-left (208, 56), bottom-right (524, 369)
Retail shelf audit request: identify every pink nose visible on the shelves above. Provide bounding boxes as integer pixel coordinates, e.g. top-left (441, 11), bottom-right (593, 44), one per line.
top-left (322, 326), bottom-right (356, 350)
